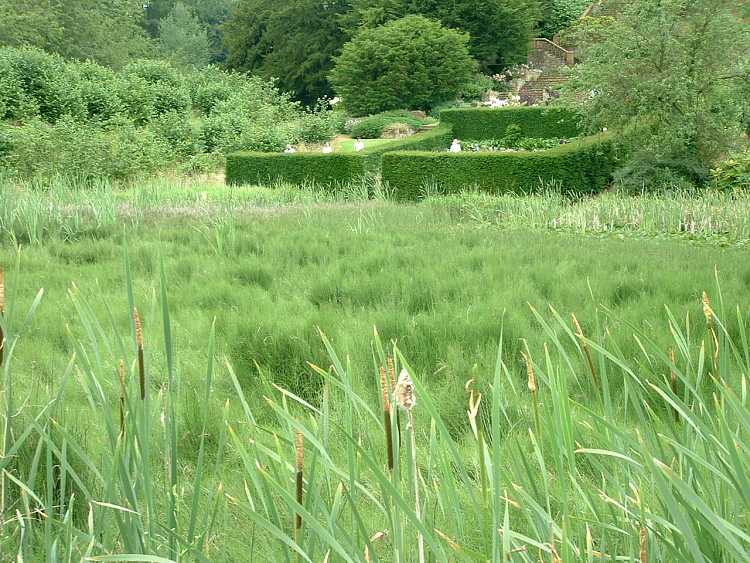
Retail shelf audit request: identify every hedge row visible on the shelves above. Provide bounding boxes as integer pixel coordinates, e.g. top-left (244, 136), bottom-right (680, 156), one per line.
top-left (226, 152), bottom-right (373, 187)
top-left (380, 134), bottom-right (616, 200)
top-left (440, 107), bottom-right (582, 139)
top-left (226, 125), bottom-right (452, 187)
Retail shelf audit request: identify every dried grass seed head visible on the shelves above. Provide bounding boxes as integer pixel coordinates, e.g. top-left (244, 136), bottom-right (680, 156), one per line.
top-left (523, 352), bottom-right (536, 393)
top-left (395, 368), bottom-right (416, 411)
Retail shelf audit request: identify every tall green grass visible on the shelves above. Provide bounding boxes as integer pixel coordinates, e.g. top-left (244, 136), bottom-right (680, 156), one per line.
top-left (1, 251), bottom-right (749, 560)
top-left (1, 177), bottom-right (750, 559)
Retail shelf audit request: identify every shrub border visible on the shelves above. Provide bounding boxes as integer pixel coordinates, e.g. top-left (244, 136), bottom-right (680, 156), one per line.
top-left (226, 109), bottom-right (616, 198)
top-left (380, 134), bottom-right (616, 200)
top-left (226, 125), bottom-right (452, 187)
top-left (439, 107), bottom-right (582, 140)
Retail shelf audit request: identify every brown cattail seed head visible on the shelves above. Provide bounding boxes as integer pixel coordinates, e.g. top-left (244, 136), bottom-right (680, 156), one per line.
top-left (394, 368), bottom-right (416, 411)
top-left (702, 291), bottom-right (714, 327)
top-left (387, 355), bottom-right (396, 390)
top-left (523, 352), bottom-right (536, 393)
top-left (639, 527), bottom-right (648, 563)
top-left (379, 366), bottom-right (391, 414)
top-left (133, 307), bottom-right (143, 349)
top-left (295, 431), bottom-right (304, 472)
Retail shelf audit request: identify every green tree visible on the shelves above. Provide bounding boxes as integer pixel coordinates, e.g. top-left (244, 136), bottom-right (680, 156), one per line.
top-left (538, 0), bottom-right (591, 38)
top-left (330, 15), bottom-right (476, 115)
top-left (0, 0), bottom-right (64, 50)
top-left (158, 3), bottom-right (212, 69)
top-left (145, 0), bottom-right (234, 63)
top-left (345, 0), bottom-right (539, 73)
top-left (565, 0), bottom-right (750, 186)
top-left (0, 0), bottom-right (151, 68)
top-left (224, 0), bottom-right (349, 104)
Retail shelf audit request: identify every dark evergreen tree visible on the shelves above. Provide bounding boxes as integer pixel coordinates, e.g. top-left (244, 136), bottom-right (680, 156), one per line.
top-left (224, 0), bottom-right (349, 104)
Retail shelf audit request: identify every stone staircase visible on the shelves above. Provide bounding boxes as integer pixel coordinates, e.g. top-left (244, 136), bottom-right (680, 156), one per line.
top-left (521, 38), bottom-right (575, 105)
top-left (519, 70), bottom-right (570, 105)
top-left (519, 1), bottom-right (622, 105)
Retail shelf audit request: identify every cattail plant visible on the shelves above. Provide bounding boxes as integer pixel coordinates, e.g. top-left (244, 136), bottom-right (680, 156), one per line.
top-left (572, 313), bottom-right (598, 387)
top-left (640, 526), bottom-right (648, 563)
top-left (388, 355), bottom-right (401, 445)
top-left (133, 307), bottom-right (145, 400)
top-left (379, 366), bottom-right (394, 471)
top-left (394, 368), bottom-right (423, 563)
top-left (702, 291), bottom-right (720, 375)
top-left (523, 350), bottom-right (541, 438)
top-left (0, 266), bottom-right (4, 368)
top-left (118, 359), bottom-right (126, 437)
top-left (669, 349), bottom-right (679, 422)
top-left (294, 430), bottom-right (304, 545)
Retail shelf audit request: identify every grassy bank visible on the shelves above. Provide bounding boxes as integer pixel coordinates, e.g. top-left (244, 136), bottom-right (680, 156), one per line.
top-left (1, 178), bottom-right (750, 560)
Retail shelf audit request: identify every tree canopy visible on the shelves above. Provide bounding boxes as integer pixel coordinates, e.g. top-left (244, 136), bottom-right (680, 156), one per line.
top-left (0, 0), bottom-right (152, 68)
top-left (158, 3), bottom-right (212, 69)
top-left (565, 0), bottom-right (750, 186)
top-left (330, 15), bottom-right (476, 115)
top-left (223, 0), bottom-right (349, 104)
top-left (345, 0), bottom-right (539, 73)
top-left (224, 0), bottom-right (540, 103)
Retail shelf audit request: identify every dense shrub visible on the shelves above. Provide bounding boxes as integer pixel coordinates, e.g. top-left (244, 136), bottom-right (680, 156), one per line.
top-left (70, 62), bottom-right (125, 121)
top-left (440, 107), bottom-right (582, 139)
top-left (330, 16), bottom-right (477, 116)
top-left (0, 47), bottom-right (82, 122)
top-left (613, 153), bottom-right (709, 192)
top-left (0, 52), bottom-right (32, 120)
top-left (458, 74), bottom-right (496, 103)
top-left (199, 78), bottom-right (315, 153)
top-left (291, 112), bottom-right (338, 145)
top-left (0, 124), bottom-right (13, 158)
top-left (1, 117), bottom-right (172, 180)
top-left (185, 66), bottom-right (247, 115)
top-left (147, 111), bottom-right (198, 157)
top-left (0, 47), bottom-right (344, 179)
top-left (349, 111), bottom-right (424, 139)
top-left (121, 60), bottom-right (192, 117)
top-left (380, 134), bottom-right (616, 199)
top-left (712, 151), bottom-right (750, 191)
top-left (226, 125), bottom-right (453, 186)
top-left (193, 82), bottom-right (234, 115)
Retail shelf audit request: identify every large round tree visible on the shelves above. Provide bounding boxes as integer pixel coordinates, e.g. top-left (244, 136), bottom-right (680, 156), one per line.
top-left (345, 0), bottom-right (539, 74)
top-left (330, 15), bottom-right (477, 116)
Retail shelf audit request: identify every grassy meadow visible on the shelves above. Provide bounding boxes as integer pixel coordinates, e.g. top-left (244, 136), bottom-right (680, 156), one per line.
top-left (1, 176), bottom-right (750, 561)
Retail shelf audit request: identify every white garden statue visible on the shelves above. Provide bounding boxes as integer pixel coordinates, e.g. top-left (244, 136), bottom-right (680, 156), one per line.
top-left (284, 144), bottom-right (297, 154)
top-left (449, 139), bottom-right (462, 153)
top-left (322, 142), bottom-right (333, 154)
top-left (354, 138), bottom-right (365, 152)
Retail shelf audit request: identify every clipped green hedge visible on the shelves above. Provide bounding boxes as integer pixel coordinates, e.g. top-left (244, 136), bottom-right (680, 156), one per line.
top-left (226, 125), bottom-right (452, 187)
top-left (226, 152), bottom-right (373, 186)
top-left (440, 107), bottom-right (582, 139)
top-left (381, 134), bottom-right (616, 200)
